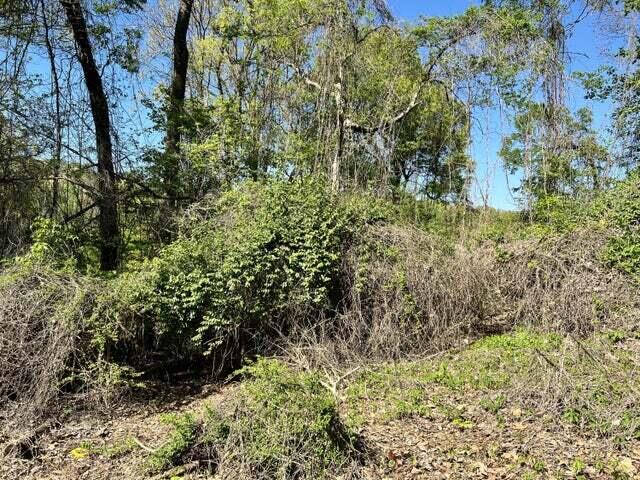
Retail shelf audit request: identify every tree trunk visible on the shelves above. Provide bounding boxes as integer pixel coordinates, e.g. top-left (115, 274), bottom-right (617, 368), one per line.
top-left (60, 0), bottom-right (119, 270)
top-left (40, 0), bottom-right (61, 218)
top-left (165, 0), bottom-right (194, 198)
top-left (331, 64), bottom-right (344, 191)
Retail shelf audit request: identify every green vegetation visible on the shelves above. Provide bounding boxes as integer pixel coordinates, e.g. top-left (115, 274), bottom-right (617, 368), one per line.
top-left (344, 329), bottom-right (560, 423)
top-left (345, 328), bottom-right (640, 442)
top-left (2, 0), bottom-right (640, 478)
top-left (147, 413), bottom-right (199, 472)
top-left (150, 359), bottom-right (358, 478)
top-left (94, 179), bottom-right (387, 366)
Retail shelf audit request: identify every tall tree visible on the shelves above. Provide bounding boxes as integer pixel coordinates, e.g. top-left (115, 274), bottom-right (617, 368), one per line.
top-left (39, 0), bottom-right (62, 218)
top-left (164, 0), bottom-right (194, 198)
top-left (60, 0), bottom-right (120, 270)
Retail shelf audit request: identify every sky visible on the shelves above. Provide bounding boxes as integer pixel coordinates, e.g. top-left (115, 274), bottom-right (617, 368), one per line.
top-left (388, 0), bottom-right (622, 210)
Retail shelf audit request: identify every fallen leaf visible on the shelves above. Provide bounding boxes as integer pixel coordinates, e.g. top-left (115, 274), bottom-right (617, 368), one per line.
top-left (69, 447), bottom-right (90, 460)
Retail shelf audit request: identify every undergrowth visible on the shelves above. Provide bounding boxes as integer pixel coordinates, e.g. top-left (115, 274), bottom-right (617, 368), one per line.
top-left (149, 359), bottom-right (360, 479)
top-left (344, 328), bottom-right (640, 442)
top-left (2, 173), bottom-right (640, 456)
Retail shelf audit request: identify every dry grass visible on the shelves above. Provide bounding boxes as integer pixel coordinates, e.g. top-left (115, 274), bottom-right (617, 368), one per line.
top-left (286, 224), bottom-right (639, 370)
top-left (0, 267), bottom-right (93, 439)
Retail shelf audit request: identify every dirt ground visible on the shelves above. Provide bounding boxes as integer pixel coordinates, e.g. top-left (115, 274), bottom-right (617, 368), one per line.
top-left (2, 378), bottom-right (639, 480)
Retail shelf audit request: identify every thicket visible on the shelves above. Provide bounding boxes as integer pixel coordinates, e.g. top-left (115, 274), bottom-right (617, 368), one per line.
top-left (2, 173), bottom-right (639, 441)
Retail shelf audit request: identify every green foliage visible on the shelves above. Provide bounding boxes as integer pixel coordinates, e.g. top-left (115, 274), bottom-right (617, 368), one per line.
top-left (346, 327), bottom-right (640, 443)
top-left (20, 218), bottom-right (80, 270)
top-left (154, 359), bottom-right (357, 478)
top-left (501, 104), bottom-right (610, 203)
top-left (148, 413), bottom-right (199, 472)
top-left (528, 195), bottom-right (586, 232)
top-left (471, 329), bottom-right (561, 352)
top-left (479, 394), bottom-right (506, 415)
top-left (226, 359), bottom-right (356, 477)
top-left (393, 194), bottom-right (470, 239)
top-left (596, 173), bottom-right (640, 277)
top-left (472, 209), bottom-right (524, 244)
top-left (346, 330), bottom-right (560, 424)
top-left (108, 178), bottom-right (379, 360)
top-left (9, 217), bottom-right (104, 273)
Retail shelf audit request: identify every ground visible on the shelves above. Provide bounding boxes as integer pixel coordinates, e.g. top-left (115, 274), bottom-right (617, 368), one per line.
top-left (2, 330), bottom-right (640, 479)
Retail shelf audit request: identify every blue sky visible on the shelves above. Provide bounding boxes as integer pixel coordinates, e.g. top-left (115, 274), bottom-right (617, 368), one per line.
top-left (388, 0), bottom-right (620, 210)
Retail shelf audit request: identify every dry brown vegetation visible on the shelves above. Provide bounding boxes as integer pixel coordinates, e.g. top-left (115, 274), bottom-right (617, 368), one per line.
top-left (2, 220), bottom-right (640, 479)
top-left (0, 269), bottom-right (92, 433)
top-left (288, 224), bottom-right (639, 369)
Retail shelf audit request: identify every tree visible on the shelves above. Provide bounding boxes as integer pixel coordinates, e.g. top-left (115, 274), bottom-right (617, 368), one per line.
top-left (578, 0), bottom-right (640, 171)
top-left (164, 0), bottom-right (194, 199)
top-left (500, 103), bottom-right (610, 205)
top-left (60, 0), bottom-right (120, 270)
top-left (39, 0), bottom-right (62, 217)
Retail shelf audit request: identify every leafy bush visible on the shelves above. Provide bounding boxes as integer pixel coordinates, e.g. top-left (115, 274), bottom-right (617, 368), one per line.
top-left (20, 218), bottom-right (81, 270)
top-left (530, 194), bottom-right (585, 231)
top-left (597, 173), bottom-right (640, 277)
top-left (222, 359), bottom-right (357, 478)
top-left (147, 412), bottom-right (199, 472)
top-left (106, 178), bottom-right (381, 366)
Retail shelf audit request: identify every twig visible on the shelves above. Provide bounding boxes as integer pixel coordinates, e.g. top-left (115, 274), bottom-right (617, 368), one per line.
top-left (569, 334), bottom-right (598, 364)
top-left (534, 348), bottom-right (560, 371)
top-left (320, 366), bottom-right (361, 397)
top-left (150, 461), bottom-right (200, 480)
top-left (132, 436), bottom-right (157, 453)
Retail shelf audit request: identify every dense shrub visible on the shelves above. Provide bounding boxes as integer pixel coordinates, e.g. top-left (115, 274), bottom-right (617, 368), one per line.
top-left (104, 178), bottom-right (384, 367)
top-left (514, 174), bottom-right (640, 280)
top-left (331, 224), bottom-right (498, 358)
top-left (530, 194), bottom-right (586, 231)
top-left (4, 173), bottom-right (639, 434)
top-left (0, 264), bottom-right (108, 433)
top-left (0, 261), bottom-right (142, 434)
top-left (597, 173), bottom-right (640, 277)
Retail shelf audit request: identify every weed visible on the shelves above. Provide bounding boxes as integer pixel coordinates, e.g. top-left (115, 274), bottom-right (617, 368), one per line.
top-left (95, 437), bottom-right (138, 459)
top-left (147, 413), bottom-right (198, 473)
top-left (571, 458), bottom-right (586, 476)
top-left (150, 359), bottom-right (360, 478)
top-left (480, 394), bottom-right (506, 414)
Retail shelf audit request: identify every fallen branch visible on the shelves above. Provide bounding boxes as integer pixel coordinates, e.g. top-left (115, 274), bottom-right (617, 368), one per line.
top-left (3, 418), bottom-right (59, 458)
top-left (320, 366), bottom-right (361, 398)
top-left (132, 436), bottom-right (159, 453)
top-left (150, 460), bottom-right (200, 480)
